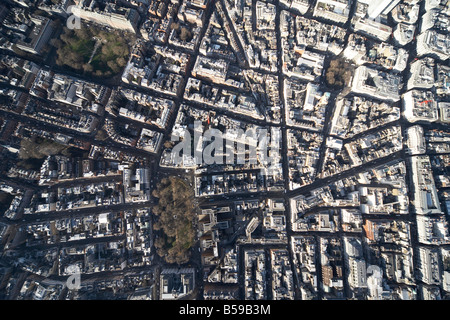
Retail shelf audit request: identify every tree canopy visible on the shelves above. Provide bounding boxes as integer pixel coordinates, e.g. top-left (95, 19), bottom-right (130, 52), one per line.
top-left (325, 58), bottom-right (353, 88)
top-left (55, 26), bottom-right (132, 78)
top-left (152, 177), bottom-right (196, 265)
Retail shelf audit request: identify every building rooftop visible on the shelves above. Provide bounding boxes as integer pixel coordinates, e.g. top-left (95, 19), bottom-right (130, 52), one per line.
top-left (351, 66), bottom-right (402, 101)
